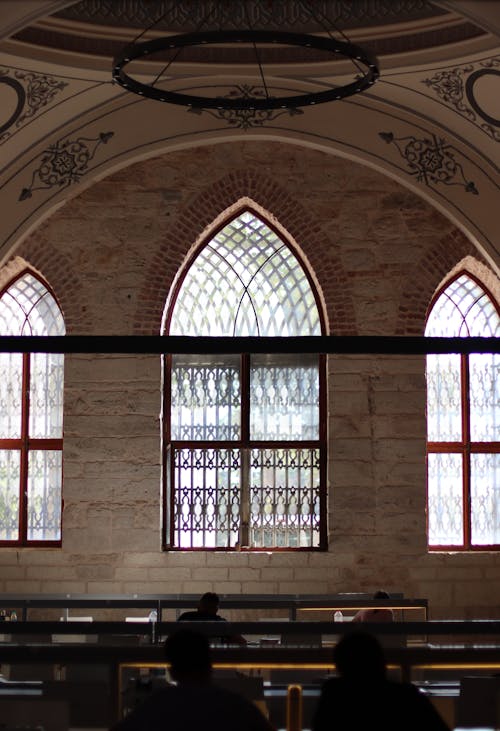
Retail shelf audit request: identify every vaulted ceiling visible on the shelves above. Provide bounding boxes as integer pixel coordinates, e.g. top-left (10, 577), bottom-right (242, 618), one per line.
top-left (1, 1), bottom-right (499, 268)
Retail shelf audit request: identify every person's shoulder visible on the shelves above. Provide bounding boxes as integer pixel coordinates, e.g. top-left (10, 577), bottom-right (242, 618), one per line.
top-left (320, 676), bottom-right (340, 688)
top-left (385, 681), bottom-right (451, 729)
top-left (386, 680), bottom-right (421, 696)
top-left (205, 685), bottom-right (274, 730)
top-left (177, 610), bottom-right (199, 621)
top-left (110, 686), bottom-right (178, 730)
top-left (385, 680), bottom-right (431, 706)
top-left (318, 676), bottom-right (343, 696)
top-left (211, 685), bottom-right (269, 712)
top-left (210, 683), bottom-right (255, 703)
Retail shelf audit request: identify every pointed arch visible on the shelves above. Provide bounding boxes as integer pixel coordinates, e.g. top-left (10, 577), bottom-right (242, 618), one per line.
top-left (0, 268), bottom-right (65, 545)
top-left (134, 169), bottom-right (355, 336)
top-left (396, 229), bottom-right (482, 335)
top-left (162, 207), bottom-right (326, 551)
top-left (425, 270), bottom-right (500, 550)
top-left (164, 205), bottom-right (325, 337)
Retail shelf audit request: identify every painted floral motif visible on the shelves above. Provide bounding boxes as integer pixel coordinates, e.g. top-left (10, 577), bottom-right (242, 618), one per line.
top-left (379, 131), bottom-right (478, 195)
top-left (0, 68), bottom-right (67, 143)
top-left (422, 58), bottom-right (500, 141)
top-left (19, 132), bottom-right (114, 201)
top-left (197, 85), bottom-right (303, 129)
top-left (15, 70), bottom-right (67, 125)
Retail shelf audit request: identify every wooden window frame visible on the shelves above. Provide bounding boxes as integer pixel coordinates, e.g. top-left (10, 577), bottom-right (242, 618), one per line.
top-left (426, 271), bottom-right (500, 551)
top-left (0, 270), bottom-right (64, 547)
top-left (162, 208), bottom-right (327, 551)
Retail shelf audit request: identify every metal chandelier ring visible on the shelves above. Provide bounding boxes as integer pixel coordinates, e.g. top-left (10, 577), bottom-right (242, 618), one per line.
top-left (112, 29), bottom-right (379, 110)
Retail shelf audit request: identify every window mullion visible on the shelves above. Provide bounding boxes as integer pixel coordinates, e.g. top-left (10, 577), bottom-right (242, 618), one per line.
top-left (462, 353), bottom-right (471, 549)
top-left (19, 352), bottom-right (31, 545)
top-left (240, 354), bottom-right (251, 547)
top-left (165, 211), bottom-right (324, 550)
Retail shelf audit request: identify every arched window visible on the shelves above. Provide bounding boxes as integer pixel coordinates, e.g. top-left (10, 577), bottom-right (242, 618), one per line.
top-left (426, 272), bottom-right (500, 550)
top-left (163, 209), bottom-right (326, 550)
top-left (0, 271), bottom-right (65, 545)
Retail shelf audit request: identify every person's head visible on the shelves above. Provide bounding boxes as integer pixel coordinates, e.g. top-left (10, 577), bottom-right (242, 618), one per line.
top-left (332, 631), bottom-right (387, 681)
top-left (164, 628), bottom-right (212, 685)
top-left (373, 590), bottom-right (390, 600)
top-left (198, 592), bottom-right (220, 615)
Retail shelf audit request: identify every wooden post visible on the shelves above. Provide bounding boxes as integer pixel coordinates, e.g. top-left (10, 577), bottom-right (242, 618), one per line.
top-left (286, 684), bottom-right (303, 731)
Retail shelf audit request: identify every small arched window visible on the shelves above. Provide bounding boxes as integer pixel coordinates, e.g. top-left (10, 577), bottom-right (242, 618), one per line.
top-left (425, 272), bottom-right (500, 549)
top-left (0, 271), bottom-right (65, 545)
top-left (163, 209), bottom-right (326, 550)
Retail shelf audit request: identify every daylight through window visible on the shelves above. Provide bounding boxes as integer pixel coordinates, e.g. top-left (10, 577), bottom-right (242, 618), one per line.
top-left (164, 210), bottom-right (326, 550)
top-left (0, 272), bottom-right (65, 545)
top-left (426, 273), bottom-right (500, 549)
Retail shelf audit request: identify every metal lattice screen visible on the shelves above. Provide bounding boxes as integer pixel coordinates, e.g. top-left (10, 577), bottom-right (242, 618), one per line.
top-left (167, 211), bottom-right (324, 549)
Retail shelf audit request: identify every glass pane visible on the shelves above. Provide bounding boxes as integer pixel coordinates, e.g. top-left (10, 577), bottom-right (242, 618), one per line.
top-left (0, 450), bottom-right (20, 541)
top-left (30, 353), bottom-right (65, 438)
top-left (471, 453), bottom-right (500, 545)
top-left (27, 450), bottom-right (62, 541)
top-left (425, 275), bottom-right (498, 337)
top-left (470, 354), bottom-right (500, 442)
top-left (169, 211), bottom-right (320, 337)
top-left (173, 448), bottom-right (240, 548)
top-left (0, 273), bottom-right (65, 440)
top-left (171, 355), bottom-right (240, 441)
top-left (428, 453), bottom-right (463, 545)
top-left (426, 354), bottom-right (462, 441)
top-left (0, 273), bottom-right (65, 336)
top-left (250, 448), bottom-right (321, 548)
top-left (0, 353), bottom-right (23, 438)
top-left (250, 354), bottom-right (319, 440)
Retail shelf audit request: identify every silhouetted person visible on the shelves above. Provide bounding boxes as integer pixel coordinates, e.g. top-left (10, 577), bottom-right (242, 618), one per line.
top-left (178, 592), bottom-right (224, 622)
top-left (178, 592), bottom-right (246, 645)
top-left (110, 628), bottom-right (273, 731)
top-left (312, 631), bottom-right (450, 731)
top-left (352, 590), bottom-right (394, 623)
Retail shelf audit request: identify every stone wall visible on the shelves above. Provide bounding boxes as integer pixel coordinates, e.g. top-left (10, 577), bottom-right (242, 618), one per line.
top-left (1, 140), bottom-right (498, 620)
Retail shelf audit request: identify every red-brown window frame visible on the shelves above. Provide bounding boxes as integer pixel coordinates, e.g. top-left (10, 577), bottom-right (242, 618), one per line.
top-left (426, 271), bottom-right (500, 551)
top-left (161, 207), bottom-right (328, 551)
top-left (0, 270), bottom-right (64, 547)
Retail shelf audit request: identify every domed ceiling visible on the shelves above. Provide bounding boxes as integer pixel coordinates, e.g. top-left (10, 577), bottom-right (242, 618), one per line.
top-left (9, 1), bottom-right (488, 64)
top-left (0, 0), bottom-right (499, 267)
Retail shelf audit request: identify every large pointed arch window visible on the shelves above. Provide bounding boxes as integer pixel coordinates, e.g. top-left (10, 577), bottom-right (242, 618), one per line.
top-left (426, 272), bottom-right (500, 550)
top-left (0, 271), bottom-right (65, 545)
top-left (163, 209), bottom-right (326, 550)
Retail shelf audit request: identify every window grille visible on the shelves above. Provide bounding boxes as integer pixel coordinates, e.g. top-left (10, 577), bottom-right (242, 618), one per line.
top-left (0, 272), bottom-right (65, 545)
top-left (426, 273), bottom-right (500, 549)
top-left (164, 210), bottom-right (326, 550)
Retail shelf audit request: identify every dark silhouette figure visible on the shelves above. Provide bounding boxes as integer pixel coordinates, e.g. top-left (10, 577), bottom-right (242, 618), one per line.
top-left (312, 631), bottom-right (450, 731)
top-left (352, 590), bottom-right (394, 623)
top-left (177, 592), bottom-right (225, 622)
top-left (110, 628), bottom-right (273, 731)
top-left (178, 592), bottom-right (246, 645)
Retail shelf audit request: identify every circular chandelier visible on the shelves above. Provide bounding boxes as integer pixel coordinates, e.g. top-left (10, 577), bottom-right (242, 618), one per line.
top-left (112, 28), bottom-right (379, 112)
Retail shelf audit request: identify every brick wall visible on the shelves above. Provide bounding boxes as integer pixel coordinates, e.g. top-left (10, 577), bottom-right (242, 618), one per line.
top-left (1, 141), bottom-right (498, 619)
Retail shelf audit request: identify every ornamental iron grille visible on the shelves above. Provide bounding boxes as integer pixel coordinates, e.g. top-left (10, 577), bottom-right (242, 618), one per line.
top-left (164, 209), bottom-right (326, 550)
top-left (0, 272), bottom-right (65, 545)
top-left (425, 273), bottom-right (500, 550)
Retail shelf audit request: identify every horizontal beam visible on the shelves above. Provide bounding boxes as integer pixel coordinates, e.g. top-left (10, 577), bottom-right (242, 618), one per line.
top-left (0, 335), bottom-right (498, 354)
top-left (2, 620), bottom-right (500, 635)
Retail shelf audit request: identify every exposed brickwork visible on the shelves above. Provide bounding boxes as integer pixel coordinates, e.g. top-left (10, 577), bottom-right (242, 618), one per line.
top-left (396, 228), bottom-right (485, 334)
top-left (15, 227), bottom-right (92, 333)
top-left (0, 140), bottom-right (498, 619)
top-left (134, 165), bottom-right (356, 336)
